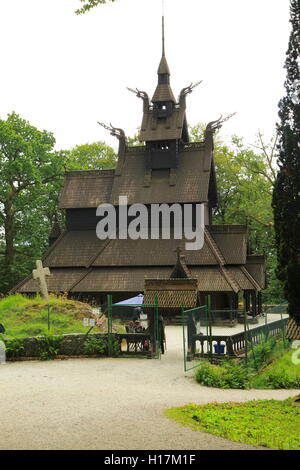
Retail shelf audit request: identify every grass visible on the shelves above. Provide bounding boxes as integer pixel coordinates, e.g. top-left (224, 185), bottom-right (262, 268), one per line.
top-left (165, 399), bottom-right (300, 450)
top-left (0, 294), bottom-right (97, 338)
top-left (251, 348), bottom-right (300, 389)
top-left (194, 339), bottom-right (300, 390)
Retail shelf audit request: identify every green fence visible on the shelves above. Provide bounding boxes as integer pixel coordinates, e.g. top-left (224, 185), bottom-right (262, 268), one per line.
top-left (182, 296), bottom-right (211, 372)
top-left (107, 295), bottom-right (161, 359)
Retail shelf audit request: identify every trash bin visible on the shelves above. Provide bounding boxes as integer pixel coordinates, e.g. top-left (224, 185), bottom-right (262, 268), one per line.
top-left (214, 344), bottom-right (225, 354)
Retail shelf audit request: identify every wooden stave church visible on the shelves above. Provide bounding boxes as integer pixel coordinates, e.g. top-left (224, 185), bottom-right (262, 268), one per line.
top-left (13, 22), bottom-right (266, 319)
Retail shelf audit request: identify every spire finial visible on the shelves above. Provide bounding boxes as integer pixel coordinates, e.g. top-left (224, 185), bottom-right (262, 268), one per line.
top-left (162, 0), bottom-right (165, 56)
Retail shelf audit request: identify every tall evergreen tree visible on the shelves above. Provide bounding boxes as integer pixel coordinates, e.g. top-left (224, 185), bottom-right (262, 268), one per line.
top-left (272, 0), bottom-right (300, 324)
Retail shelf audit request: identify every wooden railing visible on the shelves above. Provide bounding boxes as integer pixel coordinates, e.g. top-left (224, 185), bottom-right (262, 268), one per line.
top-left (189, 318), bottom-right (289, 360)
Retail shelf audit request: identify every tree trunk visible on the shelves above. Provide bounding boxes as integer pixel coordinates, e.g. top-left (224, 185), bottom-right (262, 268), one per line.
top-left (3, 200), bottom-right (15, 291)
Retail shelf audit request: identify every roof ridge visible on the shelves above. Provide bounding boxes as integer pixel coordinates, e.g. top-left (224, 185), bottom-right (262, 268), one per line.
top-left (87, 239), bottom-right (112, 268)
top-left (69, 268), bottom-right (93, 292)
top-left (204, 229), bottom-right (226, 266)
top-left (241, 266), bottom-right (262, 291)
top-left (219, 266), bottom-right (240, 293)
top-left (42, 231), bottom-right (68, 264)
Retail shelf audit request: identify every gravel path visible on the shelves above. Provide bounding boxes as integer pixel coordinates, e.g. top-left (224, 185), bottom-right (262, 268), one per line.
top-left (0, 327), bottom-right (298, 450)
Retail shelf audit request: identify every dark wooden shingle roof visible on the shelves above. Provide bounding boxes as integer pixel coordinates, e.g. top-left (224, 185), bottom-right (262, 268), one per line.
top-left (208, 225), bottom-right (248, 265)
top-left (286, 317), bottom-right (300, 340)
top-left (59, 170), bottom-right (114, 209)
top-left (110, 147), bottom-right (212, 205)
top-left (245, 255), bottom-right (266, 289)
top-left (42, 230), bottom-right (245, 269)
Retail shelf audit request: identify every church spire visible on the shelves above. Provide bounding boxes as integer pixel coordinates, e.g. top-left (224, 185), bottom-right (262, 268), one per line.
top-left (162, 13), bottom-right (165, 56)
top-left (152, 12), bottom-right (176, 104)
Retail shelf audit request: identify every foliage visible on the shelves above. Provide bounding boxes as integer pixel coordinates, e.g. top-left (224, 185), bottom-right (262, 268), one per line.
top-left (190, 124), bottom-right (283, 303)
top-left (82, 335), bottom-right (107, 355)
top-left (251, 347), bottom-right (300, 389)
top-left (195, 361), bottom-right (249, 389)
top-left (75, 0), bottom-right (116, 15)
top-left (272, 0), bottom-right (300, 321)
top-left (4, 337), bottom-right (25, 358)
top-left (37, 335), bottom-right (63, 360)
top-left (64, 142), bottom-right (117, 171)
top-left (0, 111), bottom-right (117, 294)
top-left (0, 112), bottom-right (63, 293)
top-left (247, 335), bottom-right (279, 371)
top-left (166, 399), bottom-right (300, 450)
top-left (195, 339), bottom-right (300, 390)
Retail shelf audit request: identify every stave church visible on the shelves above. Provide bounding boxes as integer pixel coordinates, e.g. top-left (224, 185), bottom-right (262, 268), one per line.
top-left (13, 17), bottom-right (266, 322)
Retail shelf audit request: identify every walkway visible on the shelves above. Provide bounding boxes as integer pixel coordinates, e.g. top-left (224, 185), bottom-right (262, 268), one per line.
top-left (0, 326), bottom-right (298, 450)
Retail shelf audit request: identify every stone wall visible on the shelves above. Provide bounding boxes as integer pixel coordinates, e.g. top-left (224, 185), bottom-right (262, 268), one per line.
top-left (6, 333), bottom-right (108, 359)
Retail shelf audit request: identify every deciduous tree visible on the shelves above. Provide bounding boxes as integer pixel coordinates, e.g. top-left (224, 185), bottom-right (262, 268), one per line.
top-left (75, 0), bottom-right (117, 15)
top-left (0, 113), bottom-right (117, 293)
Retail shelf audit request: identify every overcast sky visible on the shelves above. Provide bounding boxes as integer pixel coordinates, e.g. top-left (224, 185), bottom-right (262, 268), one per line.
top-left (0, 0), bottom-right (291, 151)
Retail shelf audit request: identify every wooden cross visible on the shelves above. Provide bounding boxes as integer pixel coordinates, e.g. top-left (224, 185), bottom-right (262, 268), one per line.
top-left (32, 260), bottom-right (51, 300)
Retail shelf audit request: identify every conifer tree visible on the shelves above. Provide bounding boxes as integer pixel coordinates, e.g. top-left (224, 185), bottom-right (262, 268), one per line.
top-left (272, 0), bottom-right (300, 324)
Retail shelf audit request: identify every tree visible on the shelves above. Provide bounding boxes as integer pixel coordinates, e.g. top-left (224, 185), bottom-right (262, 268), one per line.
top-left (190, 124), bottom-right (283, 303)
top-left (65, 141), bottom-right (117, 170)
top-left (0, 112), bottom-right (64, 292)
top-left (272, 0), bottom-right (300, 323)
top-left (75, 0), bottom-right (117, 15)
top-left (0, 113), bottom-right (117, 294)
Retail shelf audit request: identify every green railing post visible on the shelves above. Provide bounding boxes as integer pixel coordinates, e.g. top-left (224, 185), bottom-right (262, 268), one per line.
top-left (244, 309), bottom-right (248, 366)
top-left (182, 304), bottom-right (187, 372)
top-left (47, 305), bottom-right (51, 332)
top-left (107, 294), bottom-right (113, 356)
top-left (205, 295), bottom-right (212, 362)
top-left (155, 296), bottom-right (160, 358)
top-left (280, 309), bottom-right (286, 347)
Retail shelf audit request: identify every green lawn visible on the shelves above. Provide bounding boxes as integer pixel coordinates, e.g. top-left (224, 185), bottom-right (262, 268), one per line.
top-left (251, 348), bottom-right (300, 389)
top-left (0, 294), bottom-right (97, 338)
top-left (166, 399), bottom-right (300, 450)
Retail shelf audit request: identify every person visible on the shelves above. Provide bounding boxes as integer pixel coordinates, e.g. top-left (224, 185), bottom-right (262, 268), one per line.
top-left (132, 306), bottom-right (142, 322)
top-left (133, 319), bottom-right (145, 333)
top-left (159, 315), bottom-right (166, 354)
top-left (0, 323), bottom-right (5, 334)
top-left (126, 321), bottom-right (135, 333)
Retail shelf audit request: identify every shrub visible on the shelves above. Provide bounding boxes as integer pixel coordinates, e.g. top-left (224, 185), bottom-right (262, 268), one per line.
top-left (195, 361), bottom-right (249, 389)
top-left (247, 336), bottom-right (289, 372)
top-left (37, 335), bottom-right (63, 360)
top-left (247, 336), bottom-right (277, 370)
top-left (82, 336), bottom-right (107, 355)
top-left (263, 368), bottom-right (300, 389)
top-left (5, 338), bottom-right (25, 358)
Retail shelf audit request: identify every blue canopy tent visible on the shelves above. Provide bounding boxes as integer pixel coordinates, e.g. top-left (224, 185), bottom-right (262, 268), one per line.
top-left (115, 294), bottom-right (144, 305)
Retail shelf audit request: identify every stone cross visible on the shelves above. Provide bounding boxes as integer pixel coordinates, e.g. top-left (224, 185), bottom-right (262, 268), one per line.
top-left (32, 260), bottom-right (51, 300)
top-left (0, 341), bottom-right (6, 364)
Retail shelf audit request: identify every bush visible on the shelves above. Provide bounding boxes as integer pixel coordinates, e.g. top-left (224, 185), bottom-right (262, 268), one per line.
top-left (247, 336), bottom-right (277, 370)
top-left (82, 336), bottom-right (120, 357)
top-left (37, 335), bottom-right (63, 360)
top-left (195, 361), bottom-right (249, 389)
top-left (262, 368), bottom-right (300, 389)
top-left (5, 337), bottom-right (25, 358)
top-left (82, 336), bottom-right (107, 355)
top-left (247, 336), bottom-right (286, 371)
